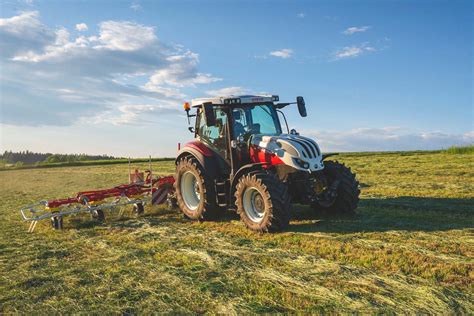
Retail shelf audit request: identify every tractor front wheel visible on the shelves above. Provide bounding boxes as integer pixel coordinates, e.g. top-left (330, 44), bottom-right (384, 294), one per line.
top-left (235, 171), bottom-right (290, 232)
top-left (312, 160), bottom-right (360, 214)
top-left (175, 156), bottom-right (218, 220)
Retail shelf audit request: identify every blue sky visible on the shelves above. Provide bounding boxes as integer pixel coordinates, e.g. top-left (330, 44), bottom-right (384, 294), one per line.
top-left (0, 0), bottom-right (472, 157)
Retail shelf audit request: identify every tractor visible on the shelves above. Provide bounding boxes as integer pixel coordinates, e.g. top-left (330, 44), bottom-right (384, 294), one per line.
top-left (174, 95), bottom-right (360, 232)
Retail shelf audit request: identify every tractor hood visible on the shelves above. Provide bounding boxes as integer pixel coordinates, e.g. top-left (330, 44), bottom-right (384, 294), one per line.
top-left (250, 134), bottom-right (324, 172)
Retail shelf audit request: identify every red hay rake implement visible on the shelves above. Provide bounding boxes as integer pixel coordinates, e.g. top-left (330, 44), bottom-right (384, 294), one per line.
top-left (20, 161), bottom-right (175, 232)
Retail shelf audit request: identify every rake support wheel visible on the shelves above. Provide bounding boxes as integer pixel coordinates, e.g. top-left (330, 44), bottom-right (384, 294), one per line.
top-left (133, 203), bottom-right (144, 215)
top-left (91, 209), bottom-right (105, 222)
top-left (51, 216), bottom-right (63, 230)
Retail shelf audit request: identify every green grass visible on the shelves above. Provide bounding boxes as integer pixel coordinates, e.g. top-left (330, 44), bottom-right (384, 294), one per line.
top-left (444, 145), bottom-right (474, 155)
top-left (0, 153), bottom-right (473, 313)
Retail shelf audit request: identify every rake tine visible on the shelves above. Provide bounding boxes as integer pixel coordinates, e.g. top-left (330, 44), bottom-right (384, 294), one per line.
top-left (28, 220), bottom-right (38, 233)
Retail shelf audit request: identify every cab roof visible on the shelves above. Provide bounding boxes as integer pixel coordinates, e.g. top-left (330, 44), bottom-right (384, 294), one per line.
top-left (191, 95), bottom-right (279, 107)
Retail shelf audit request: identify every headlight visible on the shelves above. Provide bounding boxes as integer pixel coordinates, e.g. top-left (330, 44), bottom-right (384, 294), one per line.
top-left (293, 158), bottom-right (309, 169)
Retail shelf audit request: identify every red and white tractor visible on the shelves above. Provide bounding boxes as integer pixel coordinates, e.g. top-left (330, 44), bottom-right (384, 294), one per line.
top-left (175, 95), bottom-right (360, 232)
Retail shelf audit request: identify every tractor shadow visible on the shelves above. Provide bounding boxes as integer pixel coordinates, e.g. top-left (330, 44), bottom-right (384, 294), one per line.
top-left (288, 196), bottom-right (474, 234)
top-left (66, 197), bottom-right (474, 234)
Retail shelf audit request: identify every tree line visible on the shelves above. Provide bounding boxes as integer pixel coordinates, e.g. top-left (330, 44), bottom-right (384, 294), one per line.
top-left (1, 150), bottom-right (118, 164)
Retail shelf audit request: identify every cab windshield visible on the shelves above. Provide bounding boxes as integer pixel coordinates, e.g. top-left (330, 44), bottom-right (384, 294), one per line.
top-left (232, 104), bottom-right (282, 139)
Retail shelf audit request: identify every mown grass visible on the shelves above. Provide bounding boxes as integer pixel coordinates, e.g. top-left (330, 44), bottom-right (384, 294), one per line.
top-left (0, 153), bottom-right (473, 313)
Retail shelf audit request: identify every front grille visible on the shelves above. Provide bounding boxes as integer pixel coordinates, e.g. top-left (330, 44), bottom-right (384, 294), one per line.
top-left (291, 137), bottom-right (320, 158)
top-left (300, 139), bottom-right (317, 157)
top-left (296, 140), bottom-right (312, 158)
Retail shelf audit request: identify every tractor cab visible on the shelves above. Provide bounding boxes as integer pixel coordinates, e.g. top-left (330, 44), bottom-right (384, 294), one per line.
top-left (175, 94), bottom-right (359, 232)
top-left (185, 95), bottom-right (308, 171)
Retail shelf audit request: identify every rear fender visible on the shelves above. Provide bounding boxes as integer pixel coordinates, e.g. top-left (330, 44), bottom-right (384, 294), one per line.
top-left (175, 141), bottom-right (224, 180)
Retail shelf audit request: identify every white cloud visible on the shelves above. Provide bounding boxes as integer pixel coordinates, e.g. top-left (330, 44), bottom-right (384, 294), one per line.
top-left (97, 21), bottom-right (156, 51)
top-left (333, 43), bottom-right (375, 60)
top-left (145, 51), bottom-right (221, 88)
top-left (75, 23), bottom-right (88, 32)
top-left (91, 103), bottom-right (180, 125)
top-left (0, 11), bottom-right (221, 127)
top-left (269, 48), bottom-right (293, 59)
top-left (206, 86), bottom-right (250, 96)
top-left (0, 11), bottom-right (41, 35)
top-left (297, 13), bottom-right (305, 18)
top-left (304, 127), bottom-right (474, 152)
top-left (130, 1), bottom-right (142, 11)
top-left (142, 85), bottom-right (185, 98)
top-left (10, 20), bottom-right (160, 62)
top-left (343, 26), bottom-right (371, 35)
top-left (0, 11), bottom-right (54, 56)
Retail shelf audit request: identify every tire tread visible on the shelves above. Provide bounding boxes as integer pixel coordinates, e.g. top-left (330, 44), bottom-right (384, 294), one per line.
top-left (235, 171), bottom-right (290, 232)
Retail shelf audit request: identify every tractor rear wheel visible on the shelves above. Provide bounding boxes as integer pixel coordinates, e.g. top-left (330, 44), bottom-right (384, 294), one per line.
top-left (235, 171), bottom-right (290, 232)
top-left (175, 156), bottom-right (218, 220)
top-left (312, 160), bottom-right (360, 214)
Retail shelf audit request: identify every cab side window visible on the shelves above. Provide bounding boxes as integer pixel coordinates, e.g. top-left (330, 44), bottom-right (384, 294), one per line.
top-left (197, 106), bottom-right (228, 154)
top-left (232, 108), bottom-right (247, 139)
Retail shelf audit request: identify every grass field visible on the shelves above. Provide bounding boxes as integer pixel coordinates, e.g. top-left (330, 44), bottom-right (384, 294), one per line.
top-left (1, 151), bottom-right (473, 313)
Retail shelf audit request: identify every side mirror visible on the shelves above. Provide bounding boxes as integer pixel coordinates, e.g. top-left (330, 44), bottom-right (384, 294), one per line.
top-left (296, 96), bottom-right (307, 117)
top-left (202, 102), bottom-right (216, 126)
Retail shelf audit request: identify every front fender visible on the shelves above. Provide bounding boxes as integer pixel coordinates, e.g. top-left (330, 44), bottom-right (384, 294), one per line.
top-left (322, 153), bottom-right (339, 161)
top-left (230, 163), bottom-right (268, 203)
